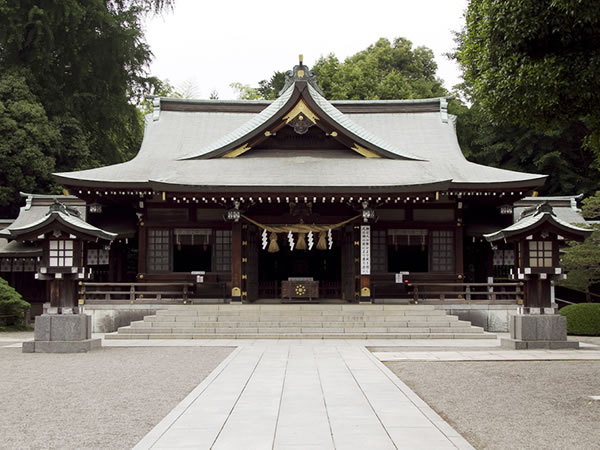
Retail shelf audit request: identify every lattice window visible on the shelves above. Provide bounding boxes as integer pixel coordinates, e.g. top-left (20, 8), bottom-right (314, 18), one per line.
top-left (148, 229), bottom-right (170, 272)
top-left (214, 230), bottom-right (231, 272)
top-left (529, 241), bottom-right (553, 268)
top-left (49, 240), bottom-right (74, 267)
top-left (371, 230), bottom-right (387, 273)
top-left (431, 230), bottom-right (454, 272)
top-left (88, 249), bottom-right (110, 266)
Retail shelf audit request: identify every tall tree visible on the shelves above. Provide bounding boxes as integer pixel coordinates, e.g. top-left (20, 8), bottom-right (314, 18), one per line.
top-left (312, 38), bottom-right (447, 100)
top-left (0, 0), bottom-right (172, 215)
top-left (455, 0), bottom-right (600, 158)
top-left (238, 38), bottom-right (448, 101)
top-left (452, 102), bottom-right (599, 196)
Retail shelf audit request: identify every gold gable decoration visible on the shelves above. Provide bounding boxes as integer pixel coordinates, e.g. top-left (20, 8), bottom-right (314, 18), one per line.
top-left (282, 100), bottom-right (320, 124)
top-left (351, 143), bottom-right (381, 158)
top-left (223, 143), bottom-right (252, 158)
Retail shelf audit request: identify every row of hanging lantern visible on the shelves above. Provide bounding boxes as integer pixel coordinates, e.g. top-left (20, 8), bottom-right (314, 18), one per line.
top-left (262, 229), bottom-right (333, 252)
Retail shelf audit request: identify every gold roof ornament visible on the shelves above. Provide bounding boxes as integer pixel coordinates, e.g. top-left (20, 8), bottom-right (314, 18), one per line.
top-left (283, 100), bottom-right (319, 124)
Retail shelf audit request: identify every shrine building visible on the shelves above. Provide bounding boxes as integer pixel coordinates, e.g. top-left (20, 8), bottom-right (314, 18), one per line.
top-left (2, 61), bottom-right (547, 314)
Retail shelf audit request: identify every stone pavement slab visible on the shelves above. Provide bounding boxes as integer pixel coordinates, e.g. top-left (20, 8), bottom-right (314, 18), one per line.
top-left (373, 349), bottom-right (600, 362)
top-left (134, 343), bottom-right (474, 449)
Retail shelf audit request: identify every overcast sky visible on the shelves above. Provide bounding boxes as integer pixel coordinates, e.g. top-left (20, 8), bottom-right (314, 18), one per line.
top-left (144, 0), bottom-right (468, 99)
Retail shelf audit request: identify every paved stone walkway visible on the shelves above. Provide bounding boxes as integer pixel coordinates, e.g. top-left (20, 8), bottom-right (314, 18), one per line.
top-left (134, 344), bottom-right (474, 449)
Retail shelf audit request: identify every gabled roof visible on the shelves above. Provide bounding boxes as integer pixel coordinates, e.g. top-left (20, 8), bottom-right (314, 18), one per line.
top-left (54, 62), bottom-right (547, 193)
top-left (485, 203), bottom-right (591, 242)
top-left (2, 199), bottom-right (116, 242)
top-left (178, 64), bottom-right (422, 161)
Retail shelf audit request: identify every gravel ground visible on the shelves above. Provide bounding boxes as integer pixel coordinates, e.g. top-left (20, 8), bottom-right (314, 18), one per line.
top-left (386, 360), bottom-right (600, 450)
top-left (0, 346), bottom-right (234, 450)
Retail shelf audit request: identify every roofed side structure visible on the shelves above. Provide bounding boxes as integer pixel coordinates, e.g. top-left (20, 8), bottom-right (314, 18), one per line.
top-left (485, 203), bottom-right (591, 243)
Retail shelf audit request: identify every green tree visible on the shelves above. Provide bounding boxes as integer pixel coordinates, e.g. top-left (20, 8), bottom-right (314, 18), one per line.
top-left (455, 0), bottom-right (600, 159)
top-left (452, 102), bottom-right (599, 196)
top-left (0, 277), bottom-right (30, 327)
top-left (239, 38), bottom-right (447, 101)
top-left (559, 191), bottom-right (600, 297)
top-left (0, 0), bottom-right (173, 215)
top-left (0, 70), bottom-right (62, 210)
top-left (312, 38), bottom-right (447, 100)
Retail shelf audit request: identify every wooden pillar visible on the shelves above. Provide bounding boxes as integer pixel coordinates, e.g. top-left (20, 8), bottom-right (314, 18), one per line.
top-left (359, 225), bottom-right (372, 304)
top-left (455, 207), bottom-right (464, 281)
top-left (137, 222), bottom-right (147, 275)
top-left (231, 222), bottom-right (242, 303)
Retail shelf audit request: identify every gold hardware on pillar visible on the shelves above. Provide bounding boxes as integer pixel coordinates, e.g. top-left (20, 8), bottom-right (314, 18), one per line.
top-left (242, 224), bottom-right (248, 229)
top-left (232, 287), bottom-right (241, 297)
top-left (242, 274), bottom-right (247, 280)
top-left (354, 258), bottom-right (359, 263)
top-left (354, 241), bottom-right (359, 246)
top-left (242, 257), bottom-right (248, 263)
top-left (242, 291), bottom-right (247, 296)
top-left (242, 241), bottom-right (247, 246)
top-left (361, 287), bottom-right (371, 297)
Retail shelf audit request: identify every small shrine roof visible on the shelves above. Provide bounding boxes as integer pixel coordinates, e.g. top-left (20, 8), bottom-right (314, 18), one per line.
top-left (0, 196), bottom-right (116, 242)
top-left (485, 203), bottom-right (591, 242)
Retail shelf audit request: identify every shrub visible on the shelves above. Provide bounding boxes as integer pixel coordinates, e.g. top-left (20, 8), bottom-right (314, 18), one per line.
top-left (0, 277), bottom-right (30, 327)
top-left (559, 303), bottom-right (600, 336)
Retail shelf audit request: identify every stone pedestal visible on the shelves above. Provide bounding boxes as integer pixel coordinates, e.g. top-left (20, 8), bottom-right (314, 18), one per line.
top-left (22, 314), bottom-right (101, 353)
top-left (501, 314), bottom-right (578, 349)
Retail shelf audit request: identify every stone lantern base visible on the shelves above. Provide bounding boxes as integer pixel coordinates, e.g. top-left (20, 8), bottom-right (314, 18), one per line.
top-left (22, 313), bottom-right (101, 353)
top-left (501, 314), bottom-right (578, 349)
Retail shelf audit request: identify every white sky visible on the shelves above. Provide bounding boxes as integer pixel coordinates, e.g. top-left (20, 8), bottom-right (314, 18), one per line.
top-left (144, 0), bottom-right (468, 99)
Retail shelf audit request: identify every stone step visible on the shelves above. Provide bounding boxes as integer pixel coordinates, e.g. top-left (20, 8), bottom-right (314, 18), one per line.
top-left (105, 332), bottom-right (496, 340)
top-left (117, 325), bottom-right (484, 334)
top-left (155, 304), bottom-right (437, 313)
top-left (130, 319), bottom-right (473, 329)
top-left (111, 305), bottom-right (489, 340)
top-left (145, 313), bottom-right (455, 323)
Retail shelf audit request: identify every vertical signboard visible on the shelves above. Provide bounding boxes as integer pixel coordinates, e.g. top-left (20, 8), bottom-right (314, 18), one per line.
top-left (360, 225), bottom-right (370, 275)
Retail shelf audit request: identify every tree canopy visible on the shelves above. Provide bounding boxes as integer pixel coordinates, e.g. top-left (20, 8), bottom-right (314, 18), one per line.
top-left (455, 0), bottom-right (600, 156)
top-left (312, 38), bottom-right (447, 100)
top-left (0, 0), bottom-right (172, 215)
top-left (237, 38), bottom-right (448, 101)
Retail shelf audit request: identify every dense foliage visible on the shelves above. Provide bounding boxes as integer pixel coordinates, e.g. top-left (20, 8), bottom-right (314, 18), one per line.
top-left (239, 38), bottom-right (448, 101)
top-left (312, 38), bottom-right (447, 100)
top-left (559, 303), bottom-right (600, 336)
top-left (455, 0), bottom-right (600, 161)
top-left (452, 103), bottom-right (598, 196)
top-left (0, 277), bottom-right (30, 327)
top-left (559, 192), bottom-right (600, 296)
top-left (0, 0), bottom-right (172, 216)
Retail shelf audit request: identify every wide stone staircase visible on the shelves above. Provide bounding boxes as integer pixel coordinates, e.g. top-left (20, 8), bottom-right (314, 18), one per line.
top-left (105, 304), bottom-right (495, 339)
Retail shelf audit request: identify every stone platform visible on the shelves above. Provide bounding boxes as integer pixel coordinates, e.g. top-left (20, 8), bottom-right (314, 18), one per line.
top-left (23, 314), bottom-right (101, 353)
top-left (501, 314), bottom-right (578, 350)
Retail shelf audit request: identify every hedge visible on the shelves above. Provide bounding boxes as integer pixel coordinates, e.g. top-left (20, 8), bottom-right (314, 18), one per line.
top-left (0, 277), bottom-right (30, 327)
top-left (559, 303), bottom-right (600, 336)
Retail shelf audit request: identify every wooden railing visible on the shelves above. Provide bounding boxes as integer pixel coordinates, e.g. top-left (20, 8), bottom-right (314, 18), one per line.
top-left (408, 282), bottom-right (524, 304)
top-left (80, 282), bottom-right (194, 304)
